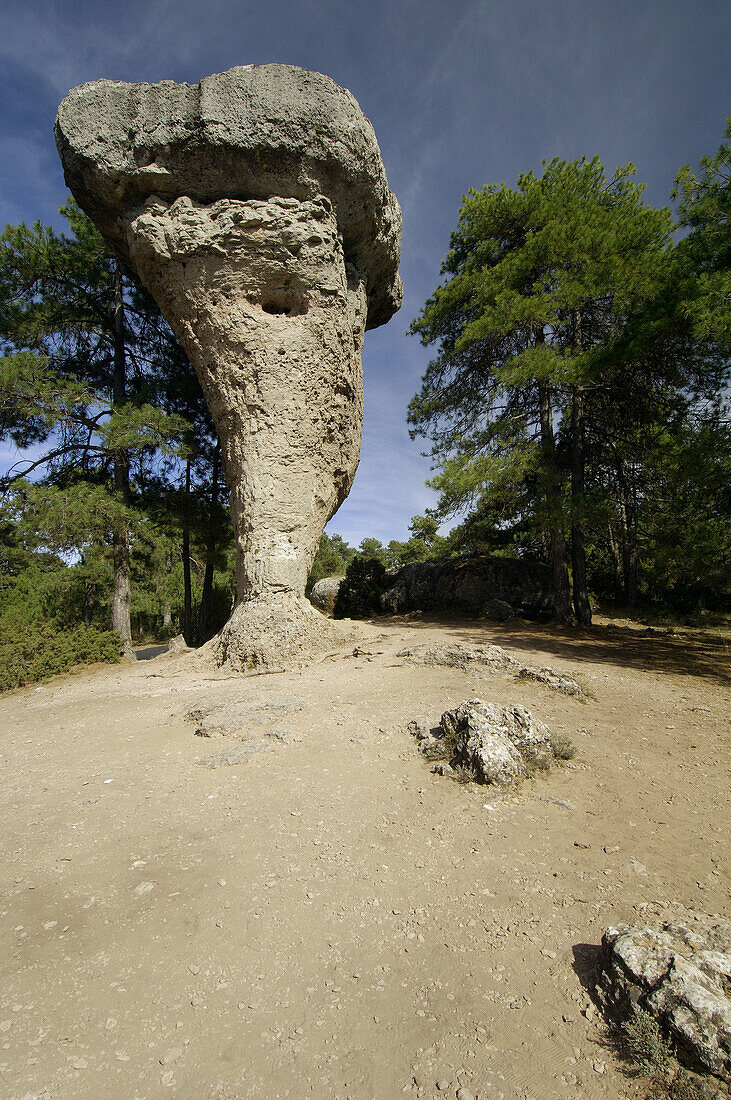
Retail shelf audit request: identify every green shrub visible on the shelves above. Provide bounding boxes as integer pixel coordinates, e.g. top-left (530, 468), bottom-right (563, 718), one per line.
top-left (550, 732), bottom-right (577, 760)
top-left (333, 557), bottom-right (387, 619)
top-left (0, 621), bottom-right (120, 692)
top-left (0, 555), bottom-right (122, 692)
top-left (667, 1070), bottom-right (716, 1099)
top-left (620, 1007), bottom-right (673, 1076)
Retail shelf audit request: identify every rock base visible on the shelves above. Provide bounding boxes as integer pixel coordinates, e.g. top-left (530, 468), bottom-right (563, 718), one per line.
top-left (398, 642), bottom-right (584, 697)
top-left (211, 593), bottom-right (360, 670)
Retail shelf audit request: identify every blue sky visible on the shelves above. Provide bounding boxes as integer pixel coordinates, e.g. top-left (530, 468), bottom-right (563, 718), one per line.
top-left (1, 0), bottom-right (729, 547)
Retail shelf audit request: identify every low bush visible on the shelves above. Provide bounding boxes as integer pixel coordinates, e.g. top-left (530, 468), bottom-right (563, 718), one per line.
top-left (614, 1008), bottom-right (719, 1099)
top-left (0, 620), bottom-right (120, 692)
top-left (620, 1007), bottom-right (673, 1076)
top-left (550, 732), bottom-right (577, 760)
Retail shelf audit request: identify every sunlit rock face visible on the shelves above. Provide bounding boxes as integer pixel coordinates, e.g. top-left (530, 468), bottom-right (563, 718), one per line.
top-left (55, 65), bottom-right (401, 666)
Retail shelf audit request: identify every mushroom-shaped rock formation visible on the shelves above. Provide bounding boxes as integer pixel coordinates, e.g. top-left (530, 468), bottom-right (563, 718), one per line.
top-left (55, 65), bottom-right (402, 667)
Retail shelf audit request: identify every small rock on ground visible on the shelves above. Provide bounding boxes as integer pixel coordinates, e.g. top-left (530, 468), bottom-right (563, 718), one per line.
top-left (195, 742), bottom-right (268, 768)
top-left (423, 699), bottom-right (556, 786)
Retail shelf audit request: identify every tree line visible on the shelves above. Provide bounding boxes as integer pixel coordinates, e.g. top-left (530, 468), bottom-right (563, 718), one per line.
top-left (409, 124), bottom-right (729, 624)
top-left (0, 201), bottom-right (234, 687)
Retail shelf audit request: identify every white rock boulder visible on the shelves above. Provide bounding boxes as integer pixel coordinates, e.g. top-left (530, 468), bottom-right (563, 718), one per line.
top-left (595, 917), bottom-right (731, 1077)
top-left (415, 699), bottom-right (556, 785)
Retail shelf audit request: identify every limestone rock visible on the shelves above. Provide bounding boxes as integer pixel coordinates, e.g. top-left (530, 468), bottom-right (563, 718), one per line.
top-left (482, 598), bottom-right (515, 621)
top-left (418, 736), bottom-right (446, 761)
top-left (517, 666), bottom-right (584, 697)
top-left (381, 555), bottom-right (554, 617)
top-left (55, 65), bottom-right (402, 327)
top-left (187, 692), bottom-right (301, 767)
top-left (595, 917), bottom-right (731, 1077)
top-left (398, 641), bottom-right (585, 698)
top-left (397, 641), bottom-right (520, 674)
top-left (406, 718), bottom-right (435, 742)
top-left (410, 699), bottom-right (556, 785)
top-left (184, 692), bottom-right (303, 738)
top-left (124, 192), bottom-right (369, 668)
top-left (195, 742), bottom-right (268, 769)
top-left (441, 700), bottom-right (554, 784)
top-left (308, 576), bottom-right (345, 615)
top-left (55, 66), bottom-right (401, 667)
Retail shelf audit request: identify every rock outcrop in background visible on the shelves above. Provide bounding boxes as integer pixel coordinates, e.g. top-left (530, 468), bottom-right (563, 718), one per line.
top-left (308, 577), bottom-right (345, 616)
top-left (55, 65), bottom-right (402, 666)
top-left (380, 555), bottom-right (554, 619)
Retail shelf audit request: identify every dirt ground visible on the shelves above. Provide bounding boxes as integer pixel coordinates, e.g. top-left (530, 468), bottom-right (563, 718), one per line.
top-left (1, 614), bottom-right (729, 1100)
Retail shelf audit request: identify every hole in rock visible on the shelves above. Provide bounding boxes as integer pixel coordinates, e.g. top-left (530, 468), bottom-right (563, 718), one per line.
top-left (259, 288), bottom-right (307, 317)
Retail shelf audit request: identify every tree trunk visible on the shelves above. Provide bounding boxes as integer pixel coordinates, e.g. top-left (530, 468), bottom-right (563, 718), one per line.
top-left (111, 263), bottom-right (132, 641)
top-left (607, 520), bottom-right (623, 596)
top-left (570, 384), bottom-right (592, 626)
top-left (182, 457), bottom-right (193, 646)
top-left (538, 378), bottom-right (573, 624)
top-left (618, 463), bottom-right (639, 608)
top-left (82, 582), bottom-right (96, 625)
top-left (196, 440), bottom-right (221, 645)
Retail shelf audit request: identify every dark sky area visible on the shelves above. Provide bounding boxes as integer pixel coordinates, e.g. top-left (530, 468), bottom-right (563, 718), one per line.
top-left (1, 0), bottom-right (729, 545)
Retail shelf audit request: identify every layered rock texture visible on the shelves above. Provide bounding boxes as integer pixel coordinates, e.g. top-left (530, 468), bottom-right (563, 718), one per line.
top-left (55, 65), bottom-right (402, 665)
top-left (397, 641), bottom-right (584, 697)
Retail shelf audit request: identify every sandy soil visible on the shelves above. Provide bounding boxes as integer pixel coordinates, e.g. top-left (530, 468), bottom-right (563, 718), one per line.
top-left (1, 615), bottom-right (729, 1100)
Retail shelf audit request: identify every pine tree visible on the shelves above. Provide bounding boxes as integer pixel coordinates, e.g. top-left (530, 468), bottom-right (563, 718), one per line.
top-left (409, 157), bottom-right (674, 624)
top-left (673, 118), bottom-right (730, 350)
top-left (0, 202), bottom-right (188, 639)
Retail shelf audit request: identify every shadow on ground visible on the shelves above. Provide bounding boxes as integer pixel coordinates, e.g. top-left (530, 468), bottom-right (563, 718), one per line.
top-left (133, 645), bottom-right (169, 661)
top-left (571, 943), bottom-right (640, 1085)
top-left (572, 941), bottom-right (602, 997)
top-left (373, 614), bottom-right (731, 686)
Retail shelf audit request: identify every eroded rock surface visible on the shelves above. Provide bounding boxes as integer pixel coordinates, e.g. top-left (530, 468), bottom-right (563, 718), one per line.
top-left (308, 576), bottom-right (345, 615)
top-left (180, 691), bottom-right (302, 767)
top-left (381, 555), bottom-right (554, 618)
top-left (398, 641), bottom-right (520, 674)
top-left (184, 691), bottom-right (304, 738)
top-left (483, 598), bottom-right (515, 622)
top-left (595, 917), bottom-right (731, 1077)
top-left (516, 665), bottom-right (585, 697)
top-left (55, 65), bottom-right (401, 666)
top-left (55, 65), bottom-right (402, 326)
top-left (410, 699), bottom-right (559, 786)
top-left (126, 192), bottom-right (368, 666)
top-left (398, 641), bottom-right (584, 697)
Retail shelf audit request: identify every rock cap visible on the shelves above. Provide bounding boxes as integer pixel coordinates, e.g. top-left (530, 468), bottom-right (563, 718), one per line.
top-left (55, 64), bottom-right (402, 328)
